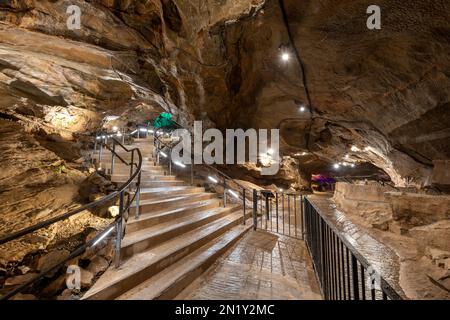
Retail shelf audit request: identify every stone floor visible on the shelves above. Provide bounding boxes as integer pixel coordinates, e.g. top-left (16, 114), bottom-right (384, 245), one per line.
top-left (176, 229), bottom-right (322, 300)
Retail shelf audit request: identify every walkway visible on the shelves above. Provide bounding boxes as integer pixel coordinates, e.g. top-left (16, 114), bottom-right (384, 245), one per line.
top-left (177, 229), bottom-right (322, 300)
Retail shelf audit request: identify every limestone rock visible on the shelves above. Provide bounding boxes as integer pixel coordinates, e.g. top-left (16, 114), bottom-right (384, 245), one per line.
top-left (10, 293), bottom-right (37, 300)
top-left (87, 256), bottom-right (109, 277)
top-left (386, 192), bottom-right (450, 228)
top-left (37, 249), bottom-right (70, 273)
top-left (5, 273), bottom-right (38, 286)
top-left (410, 220), bottom-right (450, 252)
top-left (426, 248), bottom-right (450, 261)
top-left (80, 268), bottom-right (94, 289)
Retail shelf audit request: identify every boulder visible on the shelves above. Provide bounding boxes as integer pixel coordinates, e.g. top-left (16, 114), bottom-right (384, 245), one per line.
top-left (80, 268), bottom-right (94, 288)
top-left (87, 256), bottom-right (109, 276)
top-left (37, 249), bottom-right (70, 273)
top-left (5, 273), bottom-right (38, 286)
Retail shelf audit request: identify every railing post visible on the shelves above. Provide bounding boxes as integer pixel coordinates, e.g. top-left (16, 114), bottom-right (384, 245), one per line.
top-left (156, 140), bottom-right (160, 165)
top-left (252, 189), bottom-right (257, 230)
top-left (129, 149), bottom-right (134, 191)
top-left (352, 254), bottom-right (359, 300)
top-left (168, 149), bottom-right (172, 175)
top-left (265, 193), bottom-right (269, 230)
top-left (190, 162), bottom-right (194, 185)
top-left (300, 195), bottom-right (304, 239)
top-left (114, 192), bottom-right (124, 268)
top-left (242, 188), bottom-right (246, 225)
top-left (111, 139), bottom-right (116, 175)
top-left (223, 179), bottom-right (227, 208)
top-left (135, 171), bottom-right (141, 219)
top-left (99, 135), bottom-right (104, 164)
top-left (276, 192), bottom-right (279, 233)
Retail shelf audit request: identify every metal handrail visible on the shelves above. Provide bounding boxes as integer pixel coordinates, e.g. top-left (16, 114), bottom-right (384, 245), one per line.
top-left (0, 134), bottom-right (143, 300)
top-left (151, 127), bottom-right (255, 224)
top-left (303, 197), bottom-right (402, 300)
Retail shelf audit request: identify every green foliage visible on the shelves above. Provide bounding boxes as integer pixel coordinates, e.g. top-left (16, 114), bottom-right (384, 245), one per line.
top-left (153, 112), bottom-right (175, 129)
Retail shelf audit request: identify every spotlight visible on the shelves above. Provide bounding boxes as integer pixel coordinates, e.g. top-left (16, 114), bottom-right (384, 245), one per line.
top-left (279, 188), bottom-right (283, 192)
top-left (116, 132), bottom-right (122, 137)
top-left (299, 106), bottom-right (306, 112)
top-left (228, 190), bottom-right (239, 199)
top-left (174, 161), bottom-right (186, 168)
top-left (333, 163), bottom-right (340, 169)
top-left (104, 115), bottom-right (120, 121)
top-left (364, 146), bottom-right (371, 152)
top-left (281, 53), bottom-right (290, 62)
top-left (208, 176), bottom-right (218, 183)
top-left (350, 164), bottom-right (355, 168)
top-left (302, 152), bottom-right (307, 156)
top-left (92, 226), bottom-right (115, 247)
top-left (139, 128), bottom-right (147, 132)
top-left (351, 145), bottom-right (360, 152)
top-left (112, 126), bottom-right (118, 132)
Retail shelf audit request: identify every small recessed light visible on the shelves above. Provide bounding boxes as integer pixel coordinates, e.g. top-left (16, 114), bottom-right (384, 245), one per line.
top-left (208, 176), bottom-right (218, 183)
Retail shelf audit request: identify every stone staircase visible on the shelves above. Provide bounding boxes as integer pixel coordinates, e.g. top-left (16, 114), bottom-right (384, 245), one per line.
top-left (84, 138), bottom-right (251, 300)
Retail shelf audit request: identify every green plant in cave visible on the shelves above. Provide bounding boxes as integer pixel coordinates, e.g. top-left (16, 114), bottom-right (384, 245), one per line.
top-left (153, 112), bottom-right (176, 129)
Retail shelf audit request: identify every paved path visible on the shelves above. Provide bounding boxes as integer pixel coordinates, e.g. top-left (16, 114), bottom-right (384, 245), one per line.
top-left (177, 229), bottom-right (322, 300)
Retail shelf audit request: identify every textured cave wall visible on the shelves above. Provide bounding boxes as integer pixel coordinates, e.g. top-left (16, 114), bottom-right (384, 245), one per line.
top-left (214, 0), bottom-right (450, 187)
top-left (0, 0), bottom-right (449, 195)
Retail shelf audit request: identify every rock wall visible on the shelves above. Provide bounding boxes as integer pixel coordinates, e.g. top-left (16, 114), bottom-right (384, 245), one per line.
top-left (333, 182), bottom-right (395, 230)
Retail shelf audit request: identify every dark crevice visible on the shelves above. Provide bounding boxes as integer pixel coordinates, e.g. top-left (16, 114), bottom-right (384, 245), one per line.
top-left (0, 112), bottom-right (19, 122)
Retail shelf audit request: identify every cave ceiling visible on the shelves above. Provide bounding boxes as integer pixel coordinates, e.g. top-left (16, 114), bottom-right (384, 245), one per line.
top-left (0, 0), bottom-right (449, 187)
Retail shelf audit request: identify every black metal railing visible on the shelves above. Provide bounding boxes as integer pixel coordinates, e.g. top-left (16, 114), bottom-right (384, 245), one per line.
top-left (0, 134), bottom-right (142, 300)
top-left (251, 190), bottom-right (305, 240)
top-left (150, 125), bottom-right (253, 225)
top-left (303, 197), bottom-right (402, 300)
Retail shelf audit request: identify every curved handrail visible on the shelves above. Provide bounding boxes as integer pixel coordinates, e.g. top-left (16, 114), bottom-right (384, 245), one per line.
top-left (0, 138), bottom-right (141, 245)
top-left (153, 128), bottom-right (253, 194)
top-left (0, 135), bottom-right (143, 300)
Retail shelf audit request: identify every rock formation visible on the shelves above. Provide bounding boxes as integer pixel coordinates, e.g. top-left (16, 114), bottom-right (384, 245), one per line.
top-left (0, 0), bottom-right (449, 299)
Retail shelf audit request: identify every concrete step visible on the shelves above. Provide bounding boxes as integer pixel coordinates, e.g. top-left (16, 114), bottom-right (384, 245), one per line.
top-left (113, 170), bottom-right (167, 177)
top-left (139, 180), bottom-right (186, 188)
top-left (127, 198), bottom-right (225, 233)
top-left (82, 211), bottom-right (244, 300)
top-left (138, 186), bottom-right (205, 200)
top-left (112, 174), bottom-right (177, 182)
top-left (118, 222), bottom-right (252, 300)
top-left (121, 204), bottom-right (240, 259)
top-left (131, 192), bottom-right (217, 215)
